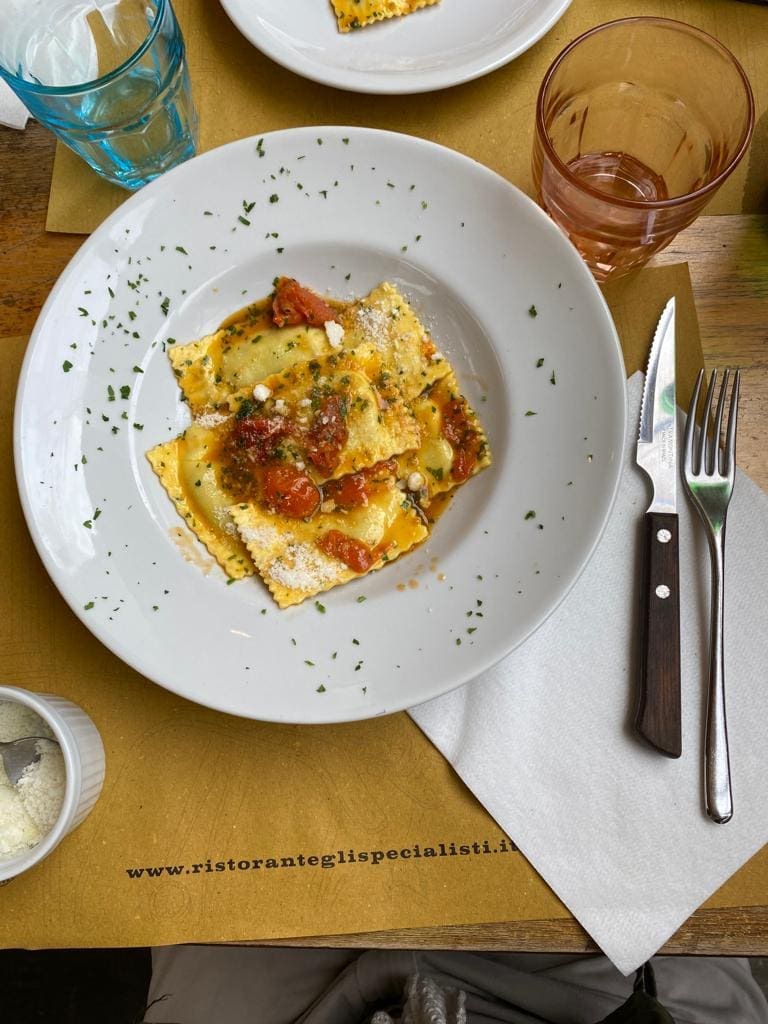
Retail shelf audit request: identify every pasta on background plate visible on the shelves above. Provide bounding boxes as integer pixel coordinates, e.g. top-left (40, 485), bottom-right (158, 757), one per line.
top-left (330, 0), bottom-right (441, 33)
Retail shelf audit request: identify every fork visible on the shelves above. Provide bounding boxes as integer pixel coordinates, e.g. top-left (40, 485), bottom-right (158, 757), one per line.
top-left (682, 368), bottom-right (740, 824)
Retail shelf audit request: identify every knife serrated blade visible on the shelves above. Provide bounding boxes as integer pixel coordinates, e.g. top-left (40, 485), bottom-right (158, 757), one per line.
top-left (635, 297), bottom-right (681, 758)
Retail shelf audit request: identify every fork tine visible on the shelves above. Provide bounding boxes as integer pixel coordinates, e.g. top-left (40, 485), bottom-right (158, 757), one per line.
top-left (723, 368), bottom-right (741, 476)
top-left (712, 368), bottom-right (730, 475)
top-left (684, 368), bottom-right (704, 474)
top-left (699, 370), bottom-right (718, 476)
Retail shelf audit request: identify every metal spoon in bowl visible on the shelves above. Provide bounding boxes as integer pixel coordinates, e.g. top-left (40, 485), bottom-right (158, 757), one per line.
top-left (0, 737), bottom-right (59, 786)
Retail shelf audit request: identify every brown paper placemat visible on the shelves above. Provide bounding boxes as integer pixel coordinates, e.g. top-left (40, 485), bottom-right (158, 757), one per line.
top-left (46, 0), bottom-right (768, 235)
top-left (1, 263), bottom-right (766, 950)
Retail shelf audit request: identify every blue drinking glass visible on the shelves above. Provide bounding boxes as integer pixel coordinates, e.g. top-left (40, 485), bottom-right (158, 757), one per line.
top-left (0, 0), bottom-right (198, 191)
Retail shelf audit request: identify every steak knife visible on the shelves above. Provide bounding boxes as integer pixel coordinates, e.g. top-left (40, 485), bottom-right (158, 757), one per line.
top-left (635, 297), bottom-right (681, 758)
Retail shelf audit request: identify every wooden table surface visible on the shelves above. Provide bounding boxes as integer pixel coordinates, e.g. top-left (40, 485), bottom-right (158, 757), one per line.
top-left (1, 123), bottom-right (767, 956)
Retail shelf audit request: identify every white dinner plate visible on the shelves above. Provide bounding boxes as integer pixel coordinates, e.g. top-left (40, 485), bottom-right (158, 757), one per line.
top-left (15, 127), bottom-right (625, 724)
top-left (218, 0), bottom-right (572, 94)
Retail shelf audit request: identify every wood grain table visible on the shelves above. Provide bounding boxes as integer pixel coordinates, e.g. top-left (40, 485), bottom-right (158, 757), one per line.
top-left (1, 123), bottom-right (766, 956)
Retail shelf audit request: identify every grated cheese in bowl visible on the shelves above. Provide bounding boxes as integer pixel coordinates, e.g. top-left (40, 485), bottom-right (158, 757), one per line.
top-left (0, 687), bottom-right (105, 884)
top-left (0, 701), bottom-right (66, 859)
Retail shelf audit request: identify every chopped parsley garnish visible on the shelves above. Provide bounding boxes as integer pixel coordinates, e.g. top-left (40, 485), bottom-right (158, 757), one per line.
top-left (315, 601), bottom-right (326, 614)
top-left (269, 194), bottom-right (279, 204)
top-left (528, 304), bottom-right (538, 318)
top-left (304, 660), bottom-right (315, 667)
top-left (426, 466), bottom-right (444, 481)
top-left (160, 297), bottom-right (170, 316)
top-left (84, 601), bottom-right (94, 610)
top-left (356, 596), bottom-right (366, 603)
top-left (120, 385), bottom-right (131, 399)
top-left (235, 397), bottom-right (256, 420)
top-left (524, 510), bottom-right (536, 520)
top-left (536, 357), bottom-right (545, 368)
top-left (175, 245), bottom-right (188, 254)
top-left (238, 215), bottom-right (251, 226)
top-left (316, 684), bottom-right (326, 693)
top-left (62, 360), bottom-right (73, 372)
top-left (550, 370), bottom-right (557, 385)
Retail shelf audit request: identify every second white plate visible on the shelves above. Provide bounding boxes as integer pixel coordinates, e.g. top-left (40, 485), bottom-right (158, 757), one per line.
top-left (219, 0), bottom-right (572, 94)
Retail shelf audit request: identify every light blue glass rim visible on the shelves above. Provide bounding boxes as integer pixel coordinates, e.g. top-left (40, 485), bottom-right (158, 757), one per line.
top-left (0, 0), bottom-right (173, 97)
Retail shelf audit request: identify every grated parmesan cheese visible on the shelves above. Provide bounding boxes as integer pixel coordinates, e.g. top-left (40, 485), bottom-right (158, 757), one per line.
top-left (269, 542), bottom-right (340, 593)
top-left (195, 410), bottom-right (229, 429)
top-left (253, 383), bottom-right (272, 402)
top-left (239, 523), bottom-right (282, 550)
top-left (353, 305), bottom-right (390, 350)
top-left (0, 701), bottom-right (65, 859)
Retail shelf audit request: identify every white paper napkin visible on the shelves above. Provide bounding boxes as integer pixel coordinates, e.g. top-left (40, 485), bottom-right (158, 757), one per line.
top-left (410, 372), bottom-right (768, 976)
top-left (0, 80), bottom-right (29, 129)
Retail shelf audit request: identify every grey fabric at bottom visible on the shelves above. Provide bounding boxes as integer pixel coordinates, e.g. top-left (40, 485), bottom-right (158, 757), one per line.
top-left (144, 947), bottom-right (768, 1024)
top-left (146, 946), bottom-right (359, 1024)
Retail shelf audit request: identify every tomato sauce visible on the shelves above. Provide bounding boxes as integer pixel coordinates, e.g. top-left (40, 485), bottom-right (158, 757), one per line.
top-left (441, 398), bottom-right (481, 482)
top-left (262, 464), bottom-right (321, 519)
top-left (318, 530), bottom-right (375, 574)
top-left (230, 414), bottom-right (290, 463)
top-left (306, 395), bottom-right (348, 475)
top-left (272, 277), bottom-right (340, 329)
top-left (324, 458), bottom-right (397, 509)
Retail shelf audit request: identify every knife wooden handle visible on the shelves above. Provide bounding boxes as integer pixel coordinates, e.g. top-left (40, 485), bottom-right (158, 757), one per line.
top-left (636, 511), bottom-right (681, 758)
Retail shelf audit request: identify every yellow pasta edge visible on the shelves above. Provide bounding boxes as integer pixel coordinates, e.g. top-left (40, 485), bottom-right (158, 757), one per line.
top-left (147, 440), bottom-right (255, 580)
top-left (332, 0), bottom-right (440, 32)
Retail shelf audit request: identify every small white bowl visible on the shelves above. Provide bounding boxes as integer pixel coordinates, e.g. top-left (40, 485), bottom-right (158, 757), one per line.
top-left (0, 686), bottom-right (105, 883)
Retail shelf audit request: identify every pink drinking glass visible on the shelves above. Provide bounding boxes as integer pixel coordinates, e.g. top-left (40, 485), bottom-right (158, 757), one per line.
top-left (532, 18), bottom-right (754, 282)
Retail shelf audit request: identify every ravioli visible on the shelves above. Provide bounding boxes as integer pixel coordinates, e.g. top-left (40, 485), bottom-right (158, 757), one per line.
top-left (171, 281), bottom-right (447, 414)
top-left (395, 372), bottom-right (491, 507)
top-left (147, 434), bottom-right (255, 579)
top-left (340, 282), bottom-right (450, 400)
top-left (331, 0), bottom-right (440, 33)
top-left (149, 344), bottom-right (421, 574)
top-left (223, 344), bottom-right (421, 484)
top-left (231, 474), bottom-right (428, 607)
top-left (147, 276), bottom-right (491, 605)
top-left (169, 321), bottom-right (333, 418)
